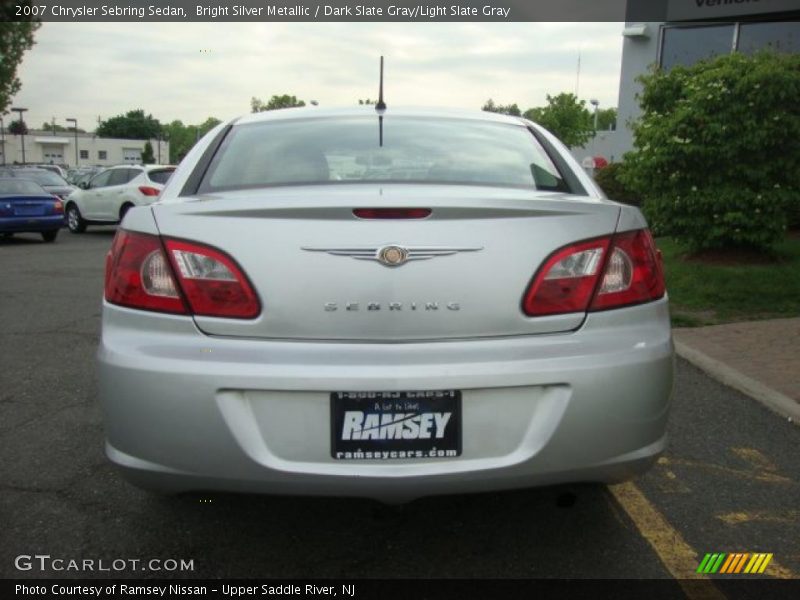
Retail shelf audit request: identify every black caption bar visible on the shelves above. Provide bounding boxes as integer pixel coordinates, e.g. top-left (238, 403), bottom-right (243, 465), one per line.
top-left (6, 0), bottom-right (679, 23)
top-left (5, 579), bottom-right (800, 600)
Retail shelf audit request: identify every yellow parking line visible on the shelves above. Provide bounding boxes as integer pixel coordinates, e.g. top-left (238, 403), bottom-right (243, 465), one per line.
top-left (658, 456), bottom-right (792, 484)
top-left (608, 482), bottom-right (727, 600)
top-left (611, 482), bottom-right (798, 582)
top-left (731, 447), bottom-right (778, 472)
top-left (716, 509), bottom-right (800, 526)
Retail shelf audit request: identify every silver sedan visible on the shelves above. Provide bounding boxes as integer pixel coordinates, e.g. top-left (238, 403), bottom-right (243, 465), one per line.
top-left (98, 107), bottom-right (673, 502)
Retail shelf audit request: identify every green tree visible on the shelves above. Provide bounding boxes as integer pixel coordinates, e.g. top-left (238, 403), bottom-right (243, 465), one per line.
top-left (96, 109), bottom-right (162, 140)
top-left (481, 99), bottom-right (521, 116)
top-left (593, 162), bottom-right (639, 206)
top-left (162, 120), bottom-right (194, 164)
top-left (0, 5), bottom-right (40, 114)
top-left (523, 93), bottom-right (593, 148)
top-left (8, 119), bottom-right (28, 135)
top-left (251, 95), bottom-right (305, 112)
top-left (358, 99), bottom-right (376, 105)
top-left (622, 51), bottom-right (800, 252)
top-left (140, 141), bottom-right (155, 164)
top-left (197, 116), bottom-right (222, 134)
top-left (41, 122), bottom-right (86, 133)
top-left (162, 117), bottom-right (222, 163)
top-left (595, 107), bottom-right (617, 131)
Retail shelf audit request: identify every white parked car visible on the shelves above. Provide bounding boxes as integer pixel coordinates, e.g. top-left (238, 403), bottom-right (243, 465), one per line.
top-left (65, 165), bottom-right (175, 233)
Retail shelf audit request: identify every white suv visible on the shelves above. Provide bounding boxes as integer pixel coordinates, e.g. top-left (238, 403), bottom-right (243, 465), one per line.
top-left (65, 165), bottom-right (175, 233)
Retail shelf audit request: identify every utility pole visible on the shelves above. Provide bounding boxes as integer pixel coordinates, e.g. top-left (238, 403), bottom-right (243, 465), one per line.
top-left (0, 116), bottom-right (5, 165)
top-left (66, 118), bottom-right (78, 166)
top-left (11, 107), bottom-right (28, 164)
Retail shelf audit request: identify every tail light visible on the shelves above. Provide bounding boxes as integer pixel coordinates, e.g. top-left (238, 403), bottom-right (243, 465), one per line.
top-left (353, 208), bottom-right (431, 219)
top-left (138, 186), bottom-right (161, 197)
top-left (105, 230), bottom-right (260, 318)
top-left (53, 199), bottom-right (64, 214)
top-left (522, 229), bottom-right (665, 316)
top-left (590, 229), bottom-right (665, 311)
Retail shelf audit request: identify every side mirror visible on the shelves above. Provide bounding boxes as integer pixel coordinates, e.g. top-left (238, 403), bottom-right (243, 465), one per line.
top-left (79, 181), bottom-right (90, 190)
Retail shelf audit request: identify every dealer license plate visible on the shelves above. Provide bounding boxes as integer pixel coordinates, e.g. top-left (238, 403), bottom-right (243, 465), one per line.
top-left (331, 390), bottom-right (462, 460)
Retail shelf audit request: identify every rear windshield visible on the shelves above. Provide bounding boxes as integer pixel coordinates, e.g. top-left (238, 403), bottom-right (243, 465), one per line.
top-left (0, 179), bottom-right (47, 195)
top-left (147, 168), bottom-right (175, 185)
top-left (14, 170), bottom-right (68, 187)
top-left (199, 117), bottom-right (571, 193)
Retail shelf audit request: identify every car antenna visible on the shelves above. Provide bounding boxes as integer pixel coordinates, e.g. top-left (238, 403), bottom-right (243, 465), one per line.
top-left (376, 56), bottom-right (387, 111)
top-left (376, 56), bottom-right (386, 147)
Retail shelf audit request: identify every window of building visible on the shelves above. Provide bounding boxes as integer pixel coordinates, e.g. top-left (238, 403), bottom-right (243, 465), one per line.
top-left (122, 148), bottom-right (141, 163)
top-left (80, 150), bottom-right (88, 159)
top-left (737, 21), bottom-right (800, 55)
top-left (98, 150), bottom-right (107, 160)
top-left (43, 150), bottom-right (64, 162)
top-left (660, 24), bottom-right (735, 70)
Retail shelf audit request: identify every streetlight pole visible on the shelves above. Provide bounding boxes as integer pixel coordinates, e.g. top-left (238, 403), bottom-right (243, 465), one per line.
top-left (0, 116), bottom-right (5, 165)
top-left (11, 107), bottom-right (28, 164)
top-left (66, 118), bottom-right (78, 166)
top-left (590, 99), bottom-right (599, 136)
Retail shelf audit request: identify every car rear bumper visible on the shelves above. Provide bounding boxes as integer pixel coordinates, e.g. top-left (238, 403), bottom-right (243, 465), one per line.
top-left (0, 215), bottom-right (64, 232)
top-left (98, 298), bottom-right (673, 501)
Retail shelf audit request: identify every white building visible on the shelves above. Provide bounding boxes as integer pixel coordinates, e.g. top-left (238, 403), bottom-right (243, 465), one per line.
top-left (0, 129), bottom-right (170, 168)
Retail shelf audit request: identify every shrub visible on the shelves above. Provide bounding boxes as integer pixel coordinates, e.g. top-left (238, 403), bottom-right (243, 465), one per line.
top-left (140, 141), bottom-right (155, 164)
top-left (644, 186), bottom-right (792, 250)
top-left (593, 162), bottom-right (641, 206)
top-left (621, 51), bottom-right (800, 251)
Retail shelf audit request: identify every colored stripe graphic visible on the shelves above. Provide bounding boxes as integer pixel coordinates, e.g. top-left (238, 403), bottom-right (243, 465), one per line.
top-left (696, 554), bottom-right (713, 573)
top-left (734, 553), bottom-right (750, 573)
top-left (700, 553), bottom-right (773, 575)
top-left (719, 554), bottom-right (735, 573)
top-left (744, 554), bottom-right (761, 574)
top-left (758, 554), bottom-right (773, 574)
top-left (711, 553), bottom-right (726, 573)
top-left (697, 553), bottom-right (726, 574)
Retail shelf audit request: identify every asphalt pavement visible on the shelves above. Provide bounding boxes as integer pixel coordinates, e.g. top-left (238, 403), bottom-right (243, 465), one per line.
top-left (1, 229), bottom-right (798, 588)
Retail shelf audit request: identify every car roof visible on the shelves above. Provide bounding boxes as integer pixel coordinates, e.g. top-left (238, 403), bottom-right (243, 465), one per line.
top-left (0, 177), bottom-right (48, 191)
top-left (105, 164), bottom-right (174, 170)
top-left (235, 106), bottom-right (528, 127)
top-left (9, 167), bottom-right (53, 174)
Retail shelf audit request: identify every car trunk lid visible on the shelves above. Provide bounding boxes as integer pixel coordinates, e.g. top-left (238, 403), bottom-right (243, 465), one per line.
top-left (1, 194), bottom-right (58, 217)
top-left (151, 184), bottom-right (620, 341)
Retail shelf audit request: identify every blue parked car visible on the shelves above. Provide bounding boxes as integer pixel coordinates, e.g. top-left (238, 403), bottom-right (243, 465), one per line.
top-left (0, 178), bottom-right (65, 242)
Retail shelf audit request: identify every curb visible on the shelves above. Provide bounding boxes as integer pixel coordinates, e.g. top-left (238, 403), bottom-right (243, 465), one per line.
top-left (674, 340), bottom-right (799, 426)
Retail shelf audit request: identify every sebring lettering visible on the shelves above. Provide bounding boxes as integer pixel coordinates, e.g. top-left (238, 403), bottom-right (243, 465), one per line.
top-left (342, 411), bottom-right (452, 441)
top-left (324, 302), bottom-right (460, 311)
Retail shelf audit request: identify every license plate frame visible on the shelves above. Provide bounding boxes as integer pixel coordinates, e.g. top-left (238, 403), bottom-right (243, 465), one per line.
top-left (330, 390), bottom-right (462, 460)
